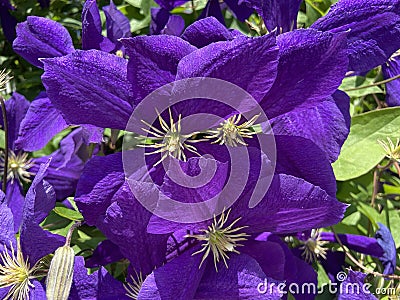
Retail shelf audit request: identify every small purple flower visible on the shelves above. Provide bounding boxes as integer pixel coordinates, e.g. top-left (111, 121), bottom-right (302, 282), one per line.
top-left (382, 51), bottom-right (400, 106)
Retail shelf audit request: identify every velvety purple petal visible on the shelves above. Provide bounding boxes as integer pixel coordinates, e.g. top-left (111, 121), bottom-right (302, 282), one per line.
top-left (30, 128), bottom-right (86, 200)
top-left (244, 0), bottom-right (302, 33)
top-left (312, 0), bottom-right (400, 73)
top-left (224, 0), bottom-right (253, 22)
top-left (138, 248), bottom-right (205, 300)
top-left (5, 181), bottom-right (24, 232)
top-left (269, 90), bottom-right (350, 162)
top-left (99, 182), bottom-right (169, 275)
top-left (162, 15), bottom-right (185, 36)
top-left (42, 50), bottom-right (133, 129)
top-left (338, 271), bottom-right (377, 300)
top-left (382, 55), bottom-right (400, 106)
top-left (260, 29), bottom-right (348, 120)
top-left (320, 232), bottom-right (384, 257)
top-left (122, 35), bottom-right (196, 102)
top-left (177, 33), bottom-right (279, 102)
top-left (70, 256), bottom-right (129, 300)
top-left (375, 223), bottom-right (397, 275)
top-left (0, 5), bottom-right (17, 42)
top-left (82, 0), bottom-right (114, 52)
top-left (29, 280), bottom-right (46, 299)
top-left (15, 95), bottom-right (67, 152)
top-left (196, 253), bottom-right (283, 299)
top-left (103, 0), bottom-right (131, 43)
top-left (76, 153), bottom-right (125, 226)
top-left (199, 0), bottom-right (225, 24)
top-left (0, 92), bottom-right (30, 150)
top-left (150, 8), bottom-right (170, 35)
top-left (0, 201), bottom-right (16, 249)
top-left (12, 16), bottom-right (74, 68)
top-left (274, 135), bottom-right (337, 197)
top-left (20, 161), bottom-right (64, 263)
top-left (234, 174), bottom-right (347, 234)
top-left (320, 251), bottom-right (346, 283)
top-left (181, 17), bottom-right (234, 48)
top-left (154, 0), bottom-right (188, 10)
top-left (86, 239), bottom-right (124, 268)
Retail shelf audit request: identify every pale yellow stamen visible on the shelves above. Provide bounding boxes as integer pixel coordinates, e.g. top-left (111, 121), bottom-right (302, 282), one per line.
top-left (0, 240), bottom-right (39, 300)
top-left (378, 137), bottom-right (400, 161)
top-left (0, 150), bottom-right (35, 185)
top-left (206, 114), bottom-right (260, 147)
top-left (186, 209), bottom-right (249, 271)
top-left (299, 229), bottom-right (328, 263)
top-left (125, 271), bottom-right (144, 300)
top-left (0, 69), bottom-right (11, 92)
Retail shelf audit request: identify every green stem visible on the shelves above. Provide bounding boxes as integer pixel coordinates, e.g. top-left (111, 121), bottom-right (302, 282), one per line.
top-left (305, 0), bottom-right (325, 16)
top-left (0, 96), bottom-right (8, 193)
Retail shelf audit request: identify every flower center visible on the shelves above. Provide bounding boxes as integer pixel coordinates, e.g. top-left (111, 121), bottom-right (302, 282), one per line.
top-left (206, 114), bottom-right (260, 147)
top-left (0, 150), bottom-right (35, 185)
top-left (125, 272), bottom-right (144, 300)
top-left (378, 137), bottom-right (400, 161)
top-left (186, 209), bottom-right (249, 271)
top-left (299, 230), bottom-right (328, 263)
top-left (140, 109), bottom-right (201, 166)
top-left (0, 240), bottom-right (38, 300)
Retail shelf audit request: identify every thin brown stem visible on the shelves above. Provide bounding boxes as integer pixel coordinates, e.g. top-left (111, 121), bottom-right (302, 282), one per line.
top-left (344, 73), bottom-right (400, 92)
top-left (65, 221), bottom-right (82, 246)
top-left (0, 96), bottom-right (8, 193)
top-left (330, 226), bottom-right (400, 280)
top-left (393, 161), bottom-right (400, 176)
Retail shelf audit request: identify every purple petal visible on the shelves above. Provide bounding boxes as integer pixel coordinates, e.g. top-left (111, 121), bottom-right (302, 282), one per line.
top-left (150, 8), bottom-right (170, 35)
top-left (122, 35), bottom-right (196, 102)
top-left (375, 223), bottom-right (397, 275)
top-left (29, 280), bottom-right (46, 299)
top-left (274, 135), bottom-right (337, 197)
top-left (199, 0), bottom-right (225, 24)
top-left (244, 0), bottom-right (302, 33)
top-left (224, 0), bottom-right (254, 22)
top-left (320, 251), bottom-right (346, 283)
top-left (181, 17), bottom-right (235, 48)
top-left (260, 29), bottom-right (348, 120)
top-left (0, 200), bottom-right (16, 249)
top-left (162, 15), bottom-right (185, 36)
top-left (85, 239), bottom-right (124, 268)
top-left (338, 270), bottom-right (377, 300)
top-left (235, 174), bottom-right (347, 234)
top-left (15, 94), bottom-right (67, 152)
top-left (154, 0), bottom-right (188, 10)
top-left (312, 0), bottom-right (400, 73)
top-left (76, 153), bottom-right (125, 226)
top-left (382, 55), bottom-right (400, 106)
top-left (20, 161), bottom-right (64, 263)
top-left (196, 253), bottom-right (283, 299)
top-left (176, 33), bottom-right (279, 102)
top-left (12, 16), bottom-right (74, 68)
top-left (5, 182), bottom-right (24, 232)
top-left (0, 92), bottom-right (30, 150)
top-left (103, 0), bottom-right (131, 43)
top-left (320, 232), bottom-right (384, 257)
top-left (70, 256), bottom-right (129, 299)
top-left (138, 248), bottom-right (205, 299)
top-left (82, 0), bottom-right (114, 52)
top-left (99, 182), bottom-right (169, 275)
top-left (269, 90), bottom-right (350, 162)
top-left (42, 50), bottom-right (133, 129)
top-left (0, 5), bottom-right (17, 42)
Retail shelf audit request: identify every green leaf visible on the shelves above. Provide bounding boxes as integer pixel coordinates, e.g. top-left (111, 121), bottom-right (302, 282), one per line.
top-left (383, 184), bottom-right (400, 195)
top-left (0, 129), bottom-right (5, 150)
top-left (340, 76), bottom-right (383, 98)
top-left (332, 107), bottom-right (400, 181)
top-left (53, 206), bottom-right (83, 221)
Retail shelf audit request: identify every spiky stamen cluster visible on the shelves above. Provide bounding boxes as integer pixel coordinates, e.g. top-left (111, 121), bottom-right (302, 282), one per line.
top-left (186, 209), bottom-right (249, 271)
top-left (388, 49), bottom-right (400, 63)
top-left (0, 150), bottom-right (35, 184)
top-left (378, 137), bottom-right (400, 161)
top-left (0, 240), bottom-right (40, 300)
top-left (140, 109), bottom-right (201, 166)
top-left (206, 114), bottom-right (260, 147)
top-left (124, 272), bottom-right (144, 300)
top-left (299, 230), bottom-right (328, 263)
top-left (0, 69), bottom-right (11, 92)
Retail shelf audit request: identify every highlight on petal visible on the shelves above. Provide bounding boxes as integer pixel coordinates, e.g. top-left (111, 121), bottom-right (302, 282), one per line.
top-left (13, 16), bottom-right (74, 68)
top-left (42, 50), bottom-right (133, 129)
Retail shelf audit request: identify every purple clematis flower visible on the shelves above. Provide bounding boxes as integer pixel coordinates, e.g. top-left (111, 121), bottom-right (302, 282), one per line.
top-left (0, 93), bottom-right (91, 231)
top-left (0, 161), bottom-right (64, 299)
top-left (150, 7), bottom-right (185, 36)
